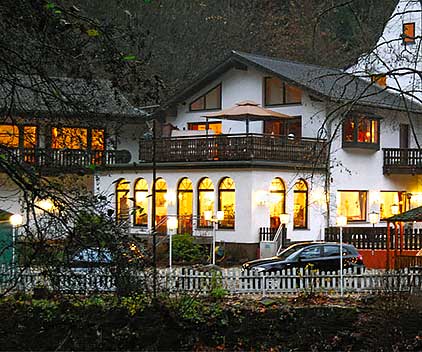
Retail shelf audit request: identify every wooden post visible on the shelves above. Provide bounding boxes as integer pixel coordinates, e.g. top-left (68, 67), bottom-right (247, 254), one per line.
top-left (387, 221), bottom-right (390, 270)
top-left (400, 221), bottom-right (404, 255)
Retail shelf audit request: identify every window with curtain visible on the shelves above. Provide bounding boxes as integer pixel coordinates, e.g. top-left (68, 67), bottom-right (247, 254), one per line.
top-left (116, 179), bottom-right (130, 223)
top-left (337, 190), bottom-right (367, 222)
top-left (155, 178), bottom-right (167, 233)
top-left (218, 177), bottom-right (235, 229)
top-left (177, 178), bottom-right (193, 234)
top-left (380, 191), bottom-right (405, 220)
top-left (198, 177), bottom-right (214, 227)
top-left (269, 177), bottom-right (286, 229)
top-left (342, 113), bottom-right (379, 149)
top-left (293, 179), bottom-right (308, 229)
top-left (134, 178), bottom-right (148, 227)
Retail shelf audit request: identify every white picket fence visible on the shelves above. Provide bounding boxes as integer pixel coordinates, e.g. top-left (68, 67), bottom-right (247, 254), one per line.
top-left (160, 267), bottom-right (422, 295)
top-left (1, 266), bottom-right (422, 295)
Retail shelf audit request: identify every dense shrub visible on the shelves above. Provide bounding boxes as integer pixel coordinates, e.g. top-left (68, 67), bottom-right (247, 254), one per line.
top-left (172, 234), bottom-right (205, 263)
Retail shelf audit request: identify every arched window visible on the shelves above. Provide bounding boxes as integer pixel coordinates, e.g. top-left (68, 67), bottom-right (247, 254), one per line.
top-left (155, 178), bottom-right (167, 233)
top-left (218, 177), bottom-right (235, 229)
top-left (198, 177), bottom-right (214, 227)
top-left (269, 177), bottom-right (286, 229)
top-left (116, 178), bottom-right (130, 223)
top-left (177, 178), bottom-right (193, 234)
top-left (134, 178), bottom-right (148, 227)
top-left (294, 179), bottom-right (308, 229)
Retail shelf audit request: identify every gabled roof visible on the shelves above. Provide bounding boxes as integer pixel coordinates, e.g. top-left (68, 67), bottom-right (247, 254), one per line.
top-left (0, 75), bottom-right (146, 119)
top-left (387, 206), bottom-right (422, 222)
top-left (158, 50), bottom-right (422, 115)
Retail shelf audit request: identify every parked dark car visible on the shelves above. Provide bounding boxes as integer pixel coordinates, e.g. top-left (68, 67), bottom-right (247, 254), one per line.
top-left (243, 242), bottom-right (364, 273)
top-left (70, 248), bottom-right (114, 274)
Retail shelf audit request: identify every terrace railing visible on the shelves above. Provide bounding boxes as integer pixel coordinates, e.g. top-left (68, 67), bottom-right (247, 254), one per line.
top-left (139, 133), bottom-right (327, 168)
top-left (1, 147), bottom-right (131, 170)
top-left (383, 148), bottom-right (422, 174)
top-left (325, 227), bottom-right (422, 251)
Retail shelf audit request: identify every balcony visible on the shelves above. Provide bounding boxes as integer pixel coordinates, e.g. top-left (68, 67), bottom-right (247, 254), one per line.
top-left (139, 133), bottom-right (327, 169)
top-left (2, 148), bottom-right (131, 172)
top-left (383, 148), bottom-right (422, 174)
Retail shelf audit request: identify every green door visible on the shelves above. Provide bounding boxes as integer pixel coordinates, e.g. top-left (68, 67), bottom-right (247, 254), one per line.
top-left (0, 212), bottom-right (13, 265)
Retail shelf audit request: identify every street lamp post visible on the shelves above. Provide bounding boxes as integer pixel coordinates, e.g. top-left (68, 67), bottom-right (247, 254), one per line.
top-left (167, 216), bottom-right (178, 271)
top-left (279, 213), bottom-right (290, 248)
top-left (204, 210), bottom-right (224, 265)
top-left (9, 214), bottom-right (23, 272)
top-left (336, 215), bottom-right (347, 297)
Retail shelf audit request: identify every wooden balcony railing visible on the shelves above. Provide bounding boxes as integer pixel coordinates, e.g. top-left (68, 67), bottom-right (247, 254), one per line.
top-left (139, 133), bottom-right (327, 167)
top-left (383, 148), bottom-right (422, 174)
top-left (1, 148), bottom-right (131, 170)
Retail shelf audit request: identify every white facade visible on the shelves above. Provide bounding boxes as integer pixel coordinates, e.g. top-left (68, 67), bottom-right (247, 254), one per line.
top-left (348, 0), bottom-right (422, 98)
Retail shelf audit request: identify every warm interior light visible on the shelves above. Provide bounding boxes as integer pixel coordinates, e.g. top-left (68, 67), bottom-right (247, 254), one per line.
top-left (167, 216), bottom-right (178, 230)
top-left (279, 213), bottom-right (290, 225)
top-left (391, 204), bottom-right (399, 215)
top-left (204, 210), bottom-right (212, 221)
top-left (216, 211), bottom-right (224, 221)
top-left (336, 215), bottom-right (347, 227)
top-left (164, 190), bottom-right (176, 206)
top-left (369, 211), bottom-right (380, 225)
top-left (9, 214), bottom-right (23, 227)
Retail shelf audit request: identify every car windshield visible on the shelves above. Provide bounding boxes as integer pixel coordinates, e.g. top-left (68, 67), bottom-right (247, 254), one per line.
top-left (278, 244), bottom-right (310, 260)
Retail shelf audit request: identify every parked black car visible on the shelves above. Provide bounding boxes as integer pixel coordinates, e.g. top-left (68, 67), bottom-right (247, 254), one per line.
top-left (243, 242), bottom-right (364, 272)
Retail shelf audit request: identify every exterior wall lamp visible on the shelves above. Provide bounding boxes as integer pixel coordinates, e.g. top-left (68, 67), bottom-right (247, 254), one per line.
top-left (255, 190), bottom-right (268, 206)
top-left (391, 204), bottom-right (399, 215)
top-left (369, 211), bottom-right (380, 227)
top-left (204, 210), bottom-right (224, 265)
top-left (165, 190), bottom-right (176, 206)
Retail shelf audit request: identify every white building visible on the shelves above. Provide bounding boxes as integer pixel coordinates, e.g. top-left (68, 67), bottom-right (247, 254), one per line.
top-left (3, 0), bottom-right (422, 260)
top-left (96, 44), bottom-right (422, 258)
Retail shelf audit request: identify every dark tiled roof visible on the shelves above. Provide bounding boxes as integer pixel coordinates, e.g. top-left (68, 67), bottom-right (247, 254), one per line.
top-left (0, 75), bottom-right (145, 119)
top-left (387, 206), bottom-right (422, 222)
top-left (233, 51), bottom-right (422, 113)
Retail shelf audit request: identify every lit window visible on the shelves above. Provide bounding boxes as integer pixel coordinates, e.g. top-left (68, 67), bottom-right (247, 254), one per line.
top-left (177, 178), bottom-right (193, 234)
top-left (342, 113), bottom-right (379, 149)
top-left (51, 127), bottom-right (105, 150)
top-left (189, 84), bottom-right (222, 111)
top-left (269, 177), bottom-right (286, 229)
top-left (337, 191), bottom-right (367, 222)
top-left (380, 191), bottom-right (405, 220)
top-left (198, 177), bottom-right (214, 227)
top-left (264, 116), bottom-right (301, 138)
top-left (134, 178), bottom-right (148, 227)
top-left (116, 179), bottom-right (130, 223)
top-left (155, 178), bottom-right (168, 233)
top-left (0, 124), bottom-right (37, 148)
top-left (403, 22), bottom-right (415, 44)
top-left (293, 180), bottom-right (308, 229)
top-left (218, 177), bottom-right (235, 229)
top-left (92, 129), bottom-right (105, 150)
top-left (188, 122), bottom-right (222, 135)
top-left (264, 77), bottom-right (302, 106)
top-left (370, 74), bottom-right (387, 88)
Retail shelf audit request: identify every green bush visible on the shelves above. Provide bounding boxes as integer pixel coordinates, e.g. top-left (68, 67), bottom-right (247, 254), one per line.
top-left (172, 234), bottom-right (204, 263)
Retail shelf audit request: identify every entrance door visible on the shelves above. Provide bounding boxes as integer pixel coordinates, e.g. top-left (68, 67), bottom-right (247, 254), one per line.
top-left (400, 124), bottom-right (409, 149)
